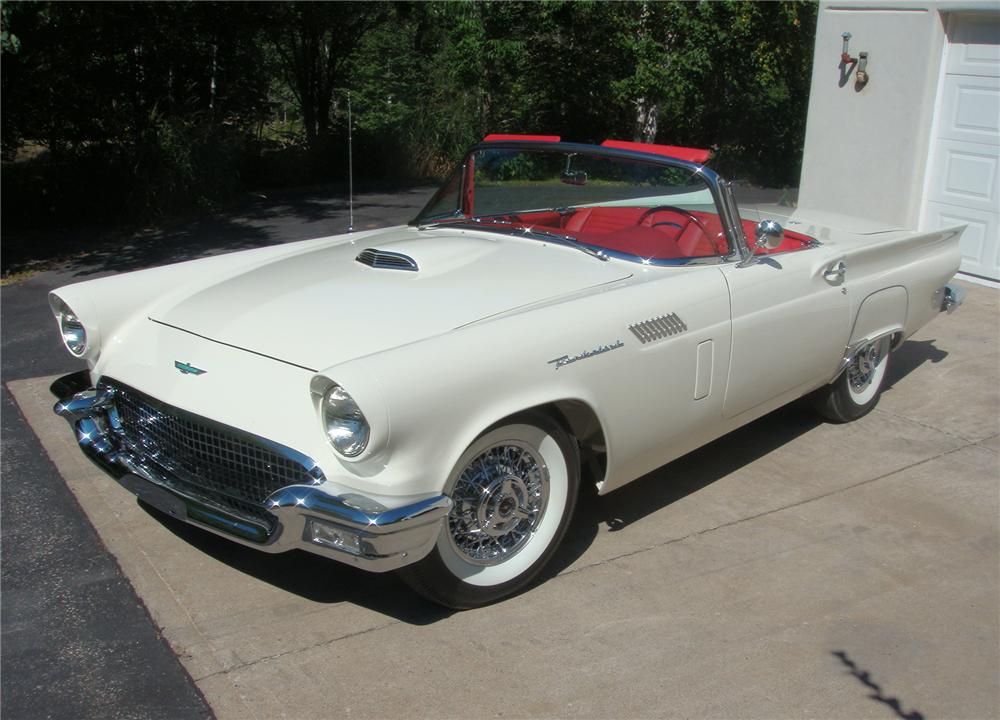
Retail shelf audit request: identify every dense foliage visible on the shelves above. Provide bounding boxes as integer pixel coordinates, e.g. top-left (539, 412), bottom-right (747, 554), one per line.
top-left (1, 0), bottom-right (816, 231)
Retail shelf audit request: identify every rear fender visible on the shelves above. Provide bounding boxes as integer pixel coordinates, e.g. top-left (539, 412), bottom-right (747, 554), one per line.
top-left (849, 286), bottom-right (907, 346)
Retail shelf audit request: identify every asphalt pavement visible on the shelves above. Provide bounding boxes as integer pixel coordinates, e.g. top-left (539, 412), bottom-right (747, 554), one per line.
top-left (1, 185), bottom-right (435, 720)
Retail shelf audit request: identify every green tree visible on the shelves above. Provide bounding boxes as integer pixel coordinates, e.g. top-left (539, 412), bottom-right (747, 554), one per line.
top-left (270, 1), bottom-right (384, 162)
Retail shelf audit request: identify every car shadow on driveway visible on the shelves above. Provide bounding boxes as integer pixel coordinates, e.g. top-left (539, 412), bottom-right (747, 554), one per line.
top-left (136, 337), bottom-right (945, 621)
top-left (544, 336), bottom-right (950, 579)
top-left (140, 500), bottom-right (457, 624)
top-left (883, 338), bottom-right (948, 387)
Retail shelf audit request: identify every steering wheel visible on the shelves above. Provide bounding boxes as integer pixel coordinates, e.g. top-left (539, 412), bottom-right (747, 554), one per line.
top-left (637, 205), bottom-right (698, 228)
top-left (636, 205), bottom-right (716, 254)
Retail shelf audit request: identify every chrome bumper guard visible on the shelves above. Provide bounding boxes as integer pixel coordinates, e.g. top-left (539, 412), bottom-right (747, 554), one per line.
top-left (51, 371), bottom-right (450, 572)
top-left (941, 283), bottom-right (966, 314)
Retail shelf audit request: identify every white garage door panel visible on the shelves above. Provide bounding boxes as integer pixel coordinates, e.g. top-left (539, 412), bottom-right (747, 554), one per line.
top-left (922, 15), bottom-right (1000, 282)
top-left (940, 75), bottom-right (1000, 145)
top-left (925, 202), bottom-right (998, 279)
top-left (928, 138), bottom-right (999, 213)
top-left (947, 16), bottom-right (1000, 77)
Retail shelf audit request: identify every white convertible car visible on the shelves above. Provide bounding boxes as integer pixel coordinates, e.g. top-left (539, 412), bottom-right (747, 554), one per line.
top-left (50, 135), bottom-right (966, 608)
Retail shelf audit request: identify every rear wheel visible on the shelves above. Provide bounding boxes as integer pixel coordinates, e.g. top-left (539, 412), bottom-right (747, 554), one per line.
top-left (814, 335), bottom-right (892, 422)
top-left (399, 412), bottom-right (579, 609)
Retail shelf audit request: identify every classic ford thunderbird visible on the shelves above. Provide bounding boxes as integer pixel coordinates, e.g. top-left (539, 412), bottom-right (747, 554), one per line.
top-left (50, 135), bottom-right (966, 608)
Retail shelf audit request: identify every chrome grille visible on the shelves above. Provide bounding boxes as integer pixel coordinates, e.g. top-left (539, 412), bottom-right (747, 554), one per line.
top-left (628, 313), bottom-right (687, 344)
top-left (356, 248), bottom-right (419, 271)
top-left (105, 381), bottom-right (322, 523)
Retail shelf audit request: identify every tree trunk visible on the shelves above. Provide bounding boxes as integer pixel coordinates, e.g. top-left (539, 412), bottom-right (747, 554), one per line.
top-left (209, 43), bottom-right (217, 112)
top-left (633, 98), bottom-right (658, 143)
top-left (631, 1), bottom-right (660, 144)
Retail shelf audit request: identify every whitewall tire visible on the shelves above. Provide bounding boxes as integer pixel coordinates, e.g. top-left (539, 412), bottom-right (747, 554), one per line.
top-left (814, 335), bottom-right (892, 422)
top-left (398, 411), bottom-right (579, 609)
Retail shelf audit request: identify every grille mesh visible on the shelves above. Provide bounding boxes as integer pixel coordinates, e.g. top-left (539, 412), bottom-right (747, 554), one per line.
top-left (107, 382), bottom-right (319, 523)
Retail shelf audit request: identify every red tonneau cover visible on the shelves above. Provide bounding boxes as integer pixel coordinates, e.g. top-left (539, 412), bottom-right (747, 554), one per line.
top-left (483, 134), bottom-right (561, 142)
top-left (600, 139), bottom-right (711, 164)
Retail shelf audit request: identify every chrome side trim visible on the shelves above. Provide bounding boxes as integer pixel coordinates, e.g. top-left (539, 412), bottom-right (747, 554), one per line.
top-left (356, 248), bottom-right (419, 272)
top-left (51, 375), bottom-right (451, 572)
top-left (828, 328), bottom-right (901, 384)
top-left (941, 283), bottom-right (965, 314)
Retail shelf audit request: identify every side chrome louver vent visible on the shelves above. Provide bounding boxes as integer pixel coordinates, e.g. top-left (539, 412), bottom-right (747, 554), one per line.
top-left (356, 248), bottom-right (419, 272)
top-left (628, 313), bottom-right (687, 344)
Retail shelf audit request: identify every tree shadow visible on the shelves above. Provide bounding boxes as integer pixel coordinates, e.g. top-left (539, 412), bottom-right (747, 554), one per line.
top-left (66, 216), bottom-right (279, 276)
top-left (832, 650), bottom-right (926, 720)
top-left (4, 182), bottom-right (436, 278)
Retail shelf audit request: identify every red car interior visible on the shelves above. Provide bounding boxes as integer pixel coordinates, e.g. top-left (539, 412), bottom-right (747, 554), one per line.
top-left (474, 137), bottom-right (812, 259)
top-left (506, 206), bottom-right (813, 260)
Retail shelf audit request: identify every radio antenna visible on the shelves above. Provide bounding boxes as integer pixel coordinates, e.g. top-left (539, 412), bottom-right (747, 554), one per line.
top-left (347, 91), bottom-right (354, 233)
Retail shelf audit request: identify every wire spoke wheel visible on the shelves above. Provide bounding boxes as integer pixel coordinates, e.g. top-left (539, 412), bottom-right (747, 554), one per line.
top-left (398, 412), bottom-right (579, 609)
top-left (813, 334), bottom-right (893, 423)
top-left (447, 441), bottom-right (549, 565)
top-left (846, 336), bottom-right (890, 405)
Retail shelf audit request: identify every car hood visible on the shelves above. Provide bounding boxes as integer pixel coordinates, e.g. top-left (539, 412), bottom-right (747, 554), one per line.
top-left (150, 226), bottom-right (632, 371)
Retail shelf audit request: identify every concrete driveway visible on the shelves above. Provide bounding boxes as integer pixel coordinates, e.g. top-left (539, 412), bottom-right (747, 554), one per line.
top-left (7, 279), bottom-right (997, 720)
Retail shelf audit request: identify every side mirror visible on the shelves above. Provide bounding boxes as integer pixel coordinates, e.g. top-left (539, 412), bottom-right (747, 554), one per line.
top-left (561, 171), bottom-right (587, 186)
top-left (755, 219), bottom-right (784, 250)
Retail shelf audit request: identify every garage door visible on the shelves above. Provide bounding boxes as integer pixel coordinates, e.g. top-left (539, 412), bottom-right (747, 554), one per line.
top-left (922, 14), bottom-right (1000, 282)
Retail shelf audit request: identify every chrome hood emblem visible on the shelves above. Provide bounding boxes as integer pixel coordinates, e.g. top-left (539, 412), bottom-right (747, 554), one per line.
top-left (174, 361), bottom-right (207, 376)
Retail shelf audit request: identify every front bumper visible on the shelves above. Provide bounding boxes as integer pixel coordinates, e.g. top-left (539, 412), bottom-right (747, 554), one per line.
top-left (51, 371), bottom-right (450, 572)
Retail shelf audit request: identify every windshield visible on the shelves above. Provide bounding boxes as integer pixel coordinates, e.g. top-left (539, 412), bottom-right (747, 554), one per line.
top-left (414, 145), bottom-right (733, 263)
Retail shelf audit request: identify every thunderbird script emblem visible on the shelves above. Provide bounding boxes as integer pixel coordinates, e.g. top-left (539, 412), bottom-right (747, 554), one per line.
top-left (548, 340), bottom-right (624, 370)
top-left (174, 361), bottom-right (207, 376)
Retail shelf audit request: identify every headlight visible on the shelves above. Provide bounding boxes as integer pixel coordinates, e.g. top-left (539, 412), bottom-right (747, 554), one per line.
top-left (51, 296), bottom-right (87, 357)
top-left (322, 384), bottom-right (370, 457)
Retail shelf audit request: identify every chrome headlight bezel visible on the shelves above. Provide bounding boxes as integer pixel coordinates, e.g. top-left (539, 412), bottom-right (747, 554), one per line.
top-left (321, 383), bottom-right (371, 458)
top-left (51, 296), bottom-right (88, 357)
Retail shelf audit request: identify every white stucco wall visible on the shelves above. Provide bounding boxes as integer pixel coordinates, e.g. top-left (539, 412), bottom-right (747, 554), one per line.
top-left (798, 2), bottom-right (949, 228)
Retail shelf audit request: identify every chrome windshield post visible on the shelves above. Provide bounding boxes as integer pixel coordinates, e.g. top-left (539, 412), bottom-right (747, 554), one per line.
top-left (715, 178), bottom-right (751, 262)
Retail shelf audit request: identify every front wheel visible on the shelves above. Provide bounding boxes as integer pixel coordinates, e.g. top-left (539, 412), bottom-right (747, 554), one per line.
top-left (813, 335), bottom-right (892, 422)
top-left (398, 412), bottom-right (579, 609)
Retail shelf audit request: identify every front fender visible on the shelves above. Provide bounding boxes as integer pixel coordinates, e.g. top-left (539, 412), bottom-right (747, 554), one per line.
top-left (315, 317), bottom-right (618, 498)
top-left (317, 265), bottom-right (730, 499)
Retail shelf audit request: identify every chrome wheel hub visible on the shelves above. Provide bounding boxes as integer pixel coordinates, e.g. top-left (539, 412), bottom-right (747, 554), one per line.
top-left (447, 441), bottom-right (548, 565)
top-left (849, 341), bottom-right (882, 389)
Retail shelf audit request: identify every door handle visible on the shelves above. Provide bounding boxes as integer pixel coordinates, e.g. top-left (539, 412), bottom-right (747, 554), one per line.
top-left (823, 261), bottom-right (847, 283)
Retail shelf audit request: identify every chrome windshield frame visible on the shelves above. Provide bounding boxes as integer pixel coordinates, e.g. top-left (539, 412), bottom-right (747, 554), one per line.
top-left (417, 220), bottom-right (729, 267)
top-left (411, 140), bottom-right (749, 266)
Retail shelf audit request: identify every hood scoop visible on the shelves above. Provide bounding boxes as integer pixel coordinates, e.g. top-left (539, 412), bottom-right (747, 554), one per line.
top-left (356, 248), bottom-right (419, 272)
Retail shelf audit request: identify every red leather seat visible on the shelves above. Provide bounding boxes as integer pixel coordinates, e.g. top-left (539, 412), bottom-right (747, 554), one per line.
top-left (564, 207), bottom-right (646, 233)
